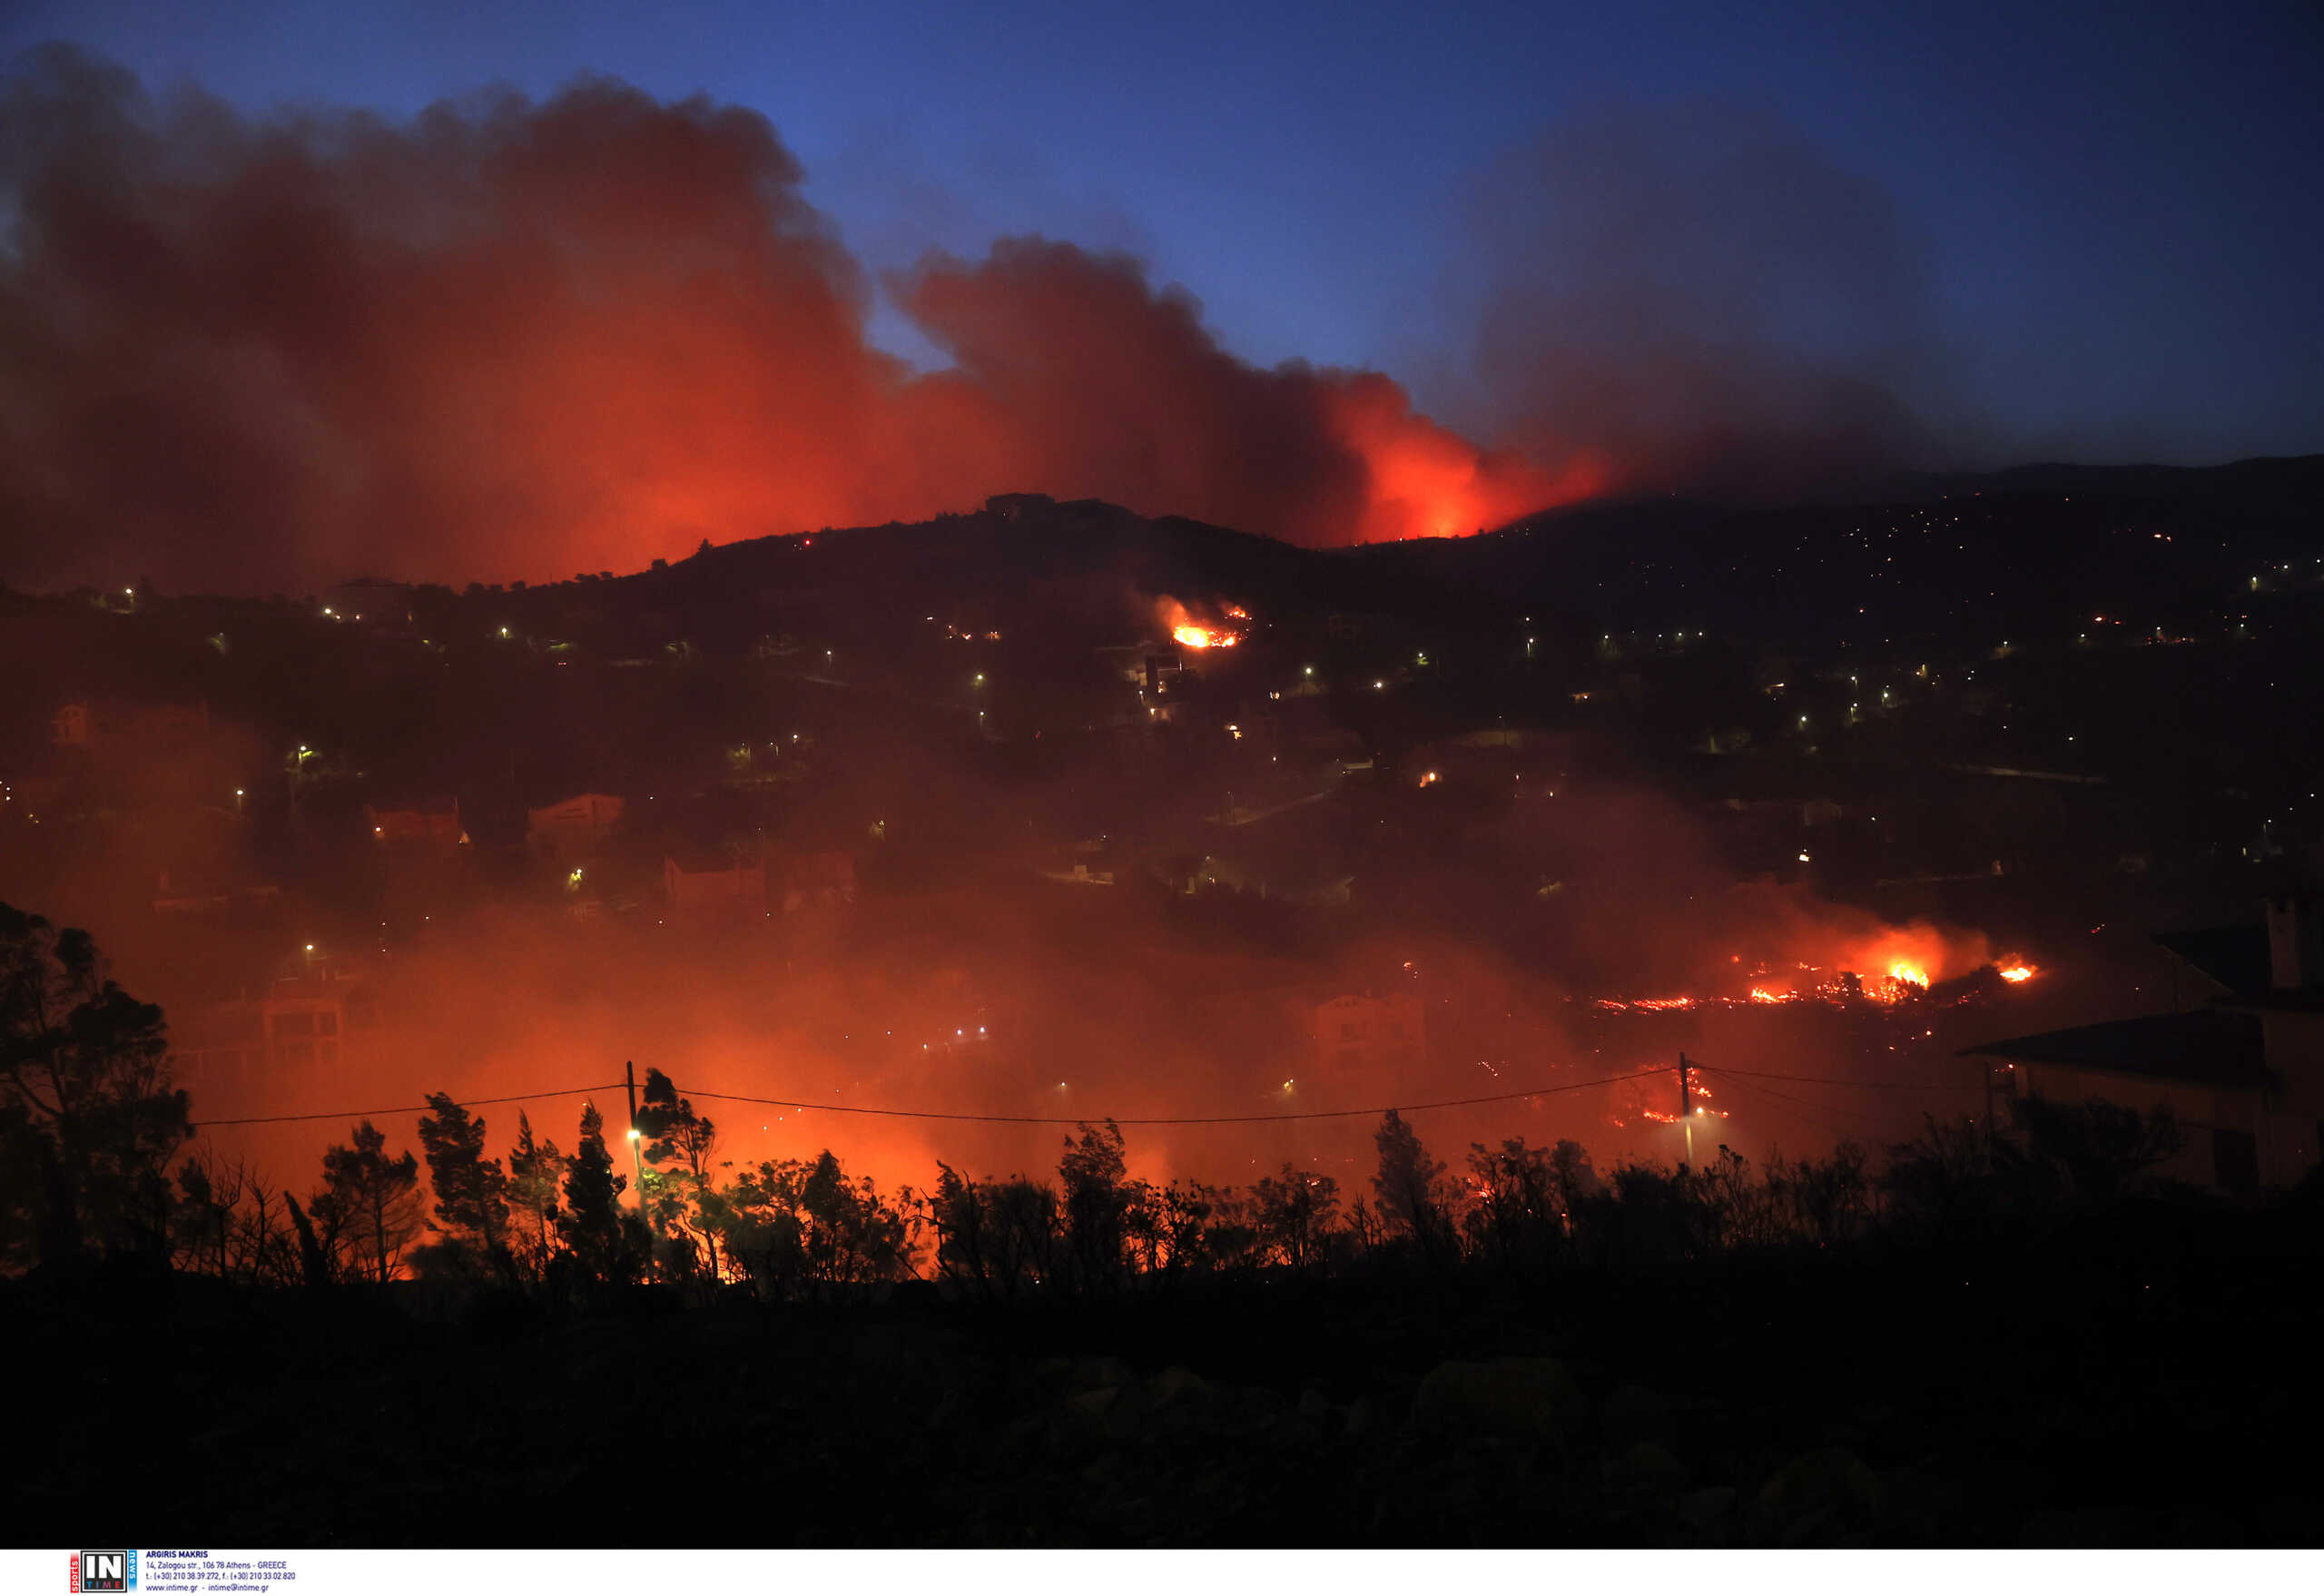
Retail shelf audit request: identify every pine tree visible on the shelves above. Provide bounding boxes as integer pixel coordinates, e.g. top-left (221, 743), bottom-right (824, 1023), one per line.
top-left (319, 1119), bottom-right (424, 1284)
top-left (558, 1102), bottom-right (631, 1283)
top-left (0, 904), bottom-right (191, 1264)
top-left (635, 1068), bottom-right (720, 1278)
top-left (417, 1092), bottom-right (511, 1262)
top-left (507, 1111), bottom-right (567, 1280)
top-left (1373, 1108), bottom-right (1448, 1253)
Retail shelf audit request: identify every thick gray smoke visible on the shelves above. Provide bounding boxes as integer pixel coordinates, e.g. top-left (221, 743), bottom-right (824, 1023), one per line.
top-left (1448, 101), bottom-right (1975, 500)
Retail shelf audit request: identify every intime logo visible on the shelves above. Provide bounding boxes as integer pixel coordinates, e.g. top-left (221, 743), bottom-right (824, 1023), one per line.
top-left (72, 1551), bottom-right (134, 1592)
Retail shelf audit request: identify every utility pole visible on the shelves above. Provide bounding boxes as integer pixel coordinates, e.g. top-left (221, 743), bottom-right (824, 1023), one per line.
top-left (624, 1059), bottom-right (652, 1236)
top-left (1678, 1051), bottom-right (1695, 1167)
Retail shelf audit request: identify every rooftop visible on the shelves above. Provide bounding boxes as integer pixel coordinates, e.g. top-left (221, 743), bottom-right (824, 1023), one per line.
top-left (2152, 923), bottom-right (2271, 1000)
top-left (1959, 1009), bottom-right (2272, 1090)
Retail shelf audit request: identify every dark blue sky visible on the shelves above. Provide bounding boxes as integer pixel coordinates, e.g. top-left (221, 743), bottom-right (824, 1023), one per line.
top-left (9, 0), bottom-right (2320, 464)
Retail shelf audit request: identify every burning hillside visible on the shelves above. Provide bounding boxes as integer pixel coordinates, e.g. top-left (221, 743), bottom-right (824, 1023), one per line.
top-left (0, 50), bottom-right (1601, 595)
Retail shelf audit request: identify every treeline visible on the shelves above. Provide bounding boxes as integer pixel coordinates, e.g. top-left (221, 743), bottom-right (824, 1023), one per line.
top-left (0, 902), bottom-right (2238, 1302)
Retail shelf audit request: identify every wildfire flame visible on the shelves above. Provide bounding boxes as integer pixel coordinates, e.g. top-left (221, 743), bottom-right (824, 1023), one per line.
top-left (1998, 962), bottom-right (2035, 983)
top-left (1173, 625), bottom-right (1237, 650)
top-left (1161, 596), bottom-right (1250, 651)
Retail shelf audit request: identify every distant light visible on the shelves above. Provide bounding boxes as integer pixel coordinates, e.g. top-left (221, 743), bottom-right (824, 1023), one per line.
top-left (1303, 665), bottom-right (1314, 676)
top-left (303, 943), bottom-right (314, 952)
top-left (499, 626), bottom-right (509, 636)
top-left (626, 1128), bottom-right (641, 1140)
top-left (1797, 852), bottom-right (1811, 863)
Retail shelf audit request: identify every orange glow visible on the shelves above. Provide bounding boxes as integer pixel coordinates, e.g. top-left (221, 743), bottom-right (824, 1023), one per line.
top-left (1325, 376), bottom-right (1607, 541)
top-left (1162, 596), bottom-right (1250, 651)
top-left (1173, 625), bottom-right (1238, 650)
top-left (2, 71), bottom-right (1628, 594)
top-left (1886, 961), bottom-right (1930, 990)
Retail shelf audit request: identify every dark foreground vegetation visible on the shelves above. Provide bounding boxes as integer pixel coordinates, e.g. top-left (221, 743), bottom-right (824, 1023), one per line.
top-left (15, 1179), bottom-right (2324, 1548)
top-left (10, 901), bottom-right (2324, 1547)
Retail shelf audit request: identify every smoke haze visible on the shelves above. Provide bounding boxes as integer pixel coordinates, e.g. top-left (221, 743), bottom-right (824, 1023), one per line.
top-left (1444, 101), bottom-right (1971, 501)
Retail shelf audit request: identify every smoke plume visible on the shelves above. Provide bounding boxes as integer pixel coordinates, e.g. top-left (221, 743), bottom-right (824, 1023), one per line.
top-left (1447, 101), bottom-right (1968, 501)
top-left (0, 47), bottom-right (1592, 593)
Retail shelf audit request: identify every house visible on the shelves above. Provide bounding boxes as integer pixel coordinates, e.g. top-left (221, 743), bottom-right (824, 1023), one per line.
top-left (665, 850), bottom-right (768, 919)
top-left (527, 793), bottom-right (625, 858)
top-left (172, 967), bottom-right (383, 1102)
top-left (1315, 992), bottom-right (1426, 1073)
top-left (150, 869), bottom-right (281, 918)
top-left (365, 796), bottom-right (463, 847)
top-left (52, 699), bottom-right (211, 748)
top-left (1962, 894), bottom-right (2324, 1192)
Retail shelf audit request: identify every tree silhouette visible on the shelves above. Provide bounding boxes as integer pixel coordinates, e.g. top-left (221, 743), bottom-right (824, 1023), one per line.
top-left (1251, 1164), bottom-right (1340, 1271)
top-left (635, 1068), bottom-right (721, 1280)
top-left (0, 903), bottom-right (191, 1264)
top-left (721, 1149), bottom-right (913, 1301)
top-left (319, 1119), bottom-right (424, 1285)
top-left (1059, 1119), bottom-right (1130, 1295)
top-left (1373, 1108), bottom-right (1449, 1260)
top-left (417, 1093), bottom-right (511, 1275)
top-left (506, 1111), bottom-right (568, 1282)
top-left (558, 1102), bottom-right (634, 1285)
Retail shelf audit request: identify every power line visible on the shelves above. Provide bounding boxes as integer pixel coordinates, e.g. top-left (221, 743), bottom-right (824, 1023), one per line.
top-left (195, 1083), bottom-right (627, 1128)
top-left (1701, 1069), bottom-right (1901, 1135)
top-left (185, 1065), bottom-right (1663, 1134)
top-left (1699, 1062), bottom-right (1974, 1092)
top-left (676, 1068), bottom-right (1661, 1127)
